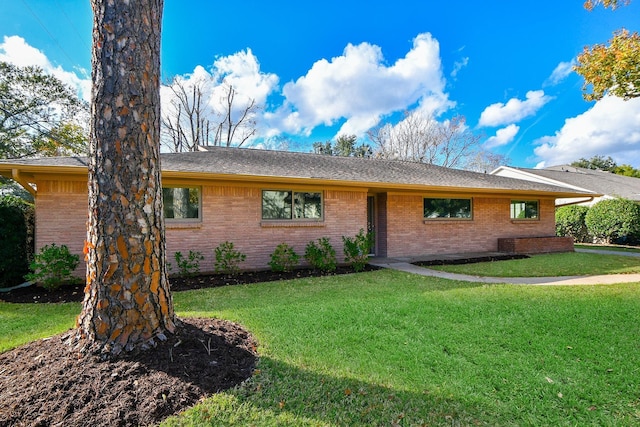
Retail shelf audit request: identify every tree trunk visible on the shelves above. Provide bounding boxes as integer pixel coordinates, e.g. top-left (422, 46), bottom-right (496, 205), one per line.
top-left (76, 0), bottom-right (176, 356)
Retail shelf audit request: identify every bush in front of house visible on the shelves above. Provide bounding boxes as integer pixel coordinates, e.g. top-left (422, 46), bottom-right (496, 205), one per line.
top-left (304, 237), bottom-right (337, 272)
top-left (269, 243), bottom-right (300, 272)
top-left (0, 195), bottom-right (34, 288)
top-left (342, 229), bottom-right (374, 272)
top-left (173, 250), bottom-right (204, 277)
top-left (556, 205), bottom-right (590, 243)
top-left (585, 198), bottom-right (640, 244)
top-left (214, 241), bottom-right (246, 275)
top-left (25, 243), bottom-right (81, 291)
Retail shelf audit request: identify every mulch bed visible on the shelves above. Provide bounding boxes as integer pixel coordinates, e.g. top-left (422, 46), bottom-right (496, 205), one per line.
top-left (0, 264), bottom-right (382, 304)
top-left (412, 253), bottom-right (529, 267)
top-left (0, 264), bottom-right (380, 426)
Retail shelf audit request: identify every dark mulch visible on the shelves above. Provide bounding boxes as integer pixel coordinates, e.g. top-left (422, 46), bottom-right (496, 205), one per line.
top-left (0, 318), bottom-right (257, 427)
top-left (412, 254), bottom-right (529, 267)
top-left (0, 264), bottom-right (381, 427)
top-left (0, 264), bottom-right (382, 304)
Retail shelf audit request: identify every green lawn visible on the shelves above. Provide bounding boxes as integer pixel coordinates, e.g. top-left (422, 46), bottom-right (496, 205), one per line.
top-left (2, 265), bottom-right (640, 425)
top-left (576, 244), bottom-right (640, 254)
top-left (427, 252), bottom-right (640, 277)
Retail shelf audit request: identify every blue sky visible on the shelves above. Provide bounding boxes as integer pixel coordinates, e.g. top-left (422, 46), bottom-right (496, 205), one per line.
top-left (1, 0), bottom-right (639, 168)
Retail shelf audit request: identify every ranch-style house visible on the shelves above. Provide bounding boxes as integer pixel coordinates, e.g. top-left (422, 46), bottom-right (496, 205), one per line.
top-left (0, 147), bottom-right (595, 275)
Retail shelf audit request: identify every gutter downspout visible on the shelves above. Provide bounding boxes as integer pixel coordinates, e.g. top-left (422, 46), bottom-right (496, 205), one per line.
top-left (11, 168), bottom-right (36, 196)
top-left (556, 196), bottom-right (595, 207)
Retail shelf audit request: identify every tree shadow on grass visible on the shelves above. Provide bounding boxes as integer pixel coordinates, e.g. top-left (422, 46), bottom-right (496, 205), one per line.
top-left (167, 356), bottom-right (493, 426)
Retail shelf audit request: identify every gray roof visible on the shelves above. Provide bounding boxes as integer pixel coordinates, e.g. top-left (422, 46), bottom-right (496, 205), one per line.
top-left (0, 147), bottom-right (594, 196)
top-left (510, 165), bottom-right (640, 201)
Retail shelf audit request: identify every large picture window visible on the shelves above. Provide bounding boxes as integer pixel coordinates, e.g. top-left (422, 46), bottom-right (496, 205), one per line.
top-left (262, 190), bottom-right (323, 220)
top-left (424, 198), bottom-right (472, 219)
top-left (163, 187), bottom-right (200, 220)
top-left (511, 200), bottom-right (539, 220)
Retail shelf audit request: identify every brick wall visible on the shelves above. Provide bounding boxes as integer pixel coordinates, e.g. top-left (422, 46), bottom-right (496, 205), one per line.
top-left (36, 180), bottom-right (88, 276)
top-left (382, 195), bottom-right (558, 257)
top-left (498, 236), bottom-right (574, 254)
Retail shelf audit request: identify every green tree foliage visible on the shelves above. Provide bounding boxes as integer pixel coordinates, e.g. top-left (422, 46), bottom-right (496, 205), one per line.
top-left (570, 155), bottom-right (640, 177)
top-left (25, 243), bottom-right (81, 291)
top-left (0, 61), bottom-right (88, 160)
top-left (585, 198), bottom-right (640, 243)
top-left (0, 195), bottom-right (34, 287)
top-left (556, 205), bottom-right (590, 242)
top-left (571, 155), bottom-right (618, 171)
top-left (575, 1), bottom-right (639, 100)
top-left (313, 134), bottom-right (372, 157)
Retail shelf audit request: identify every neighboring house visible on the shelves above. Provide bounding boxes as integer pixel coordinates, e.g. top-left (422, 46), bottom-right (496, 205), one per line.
top-left (0, 147), bottom-right (593, 275)
top-left (491, 165), bottom-right (640, 206)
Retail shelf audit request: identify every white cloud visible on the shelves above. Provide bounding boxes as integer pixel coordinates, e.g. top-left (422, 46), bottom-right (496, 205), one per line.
top-left (160, 51), bottom-right (279, 147)
top-left (545, 60), bottom-right (575, 86)
top-left (484, 124), bottom-right (520, 149)
top-left (274, 32), bottom-right (453, 137)
top-left (451, 57), bottom-right (469, 79)
top-left (478, 90), bottom-right (552, 127)
top-left (0, 35), bottom-right (90, 102)
top-left (534, 96), bottom-right (640, 166)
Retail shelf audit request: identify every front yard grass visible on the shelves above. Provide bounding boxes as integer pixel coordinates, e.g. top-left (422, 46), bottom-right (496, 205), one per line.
top-left (427, 252), bottom-right (640, 277)
top-left (2, 265), bottom-right (640, 425)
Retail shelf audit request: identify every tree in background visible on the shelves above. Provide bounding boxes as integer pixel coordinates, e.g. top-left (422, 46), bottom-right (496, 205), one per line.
top-left (571, 155), bottom-right (618, 171)
top-left (161, 76), bottom-right (259, 151)
top-left (312, 134), bottom-right (372, 157)
top-left (75, 0), bottom-right (176, 356)
top-left (0, 62), bottom-right (88, 160)
top-left (571, 155), bottom-right (640, 177)
top-left (575, 0), bottom-right (639, 100)
top-left (367, 112), bottom-right (482, 169)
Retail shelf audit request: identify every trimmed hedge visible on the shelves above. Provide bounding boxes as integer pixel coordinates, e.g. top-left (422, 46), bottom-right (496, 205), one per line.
top-left (585, 198), bottom-right (640, 244)
top-left (555, 205), bottom-right (590, 243)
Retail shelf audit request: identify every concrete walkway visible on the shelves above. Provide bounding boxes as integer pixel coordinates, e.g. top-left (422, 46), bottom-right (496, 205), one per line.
top-left (368, 249), bottom-right (640, 286)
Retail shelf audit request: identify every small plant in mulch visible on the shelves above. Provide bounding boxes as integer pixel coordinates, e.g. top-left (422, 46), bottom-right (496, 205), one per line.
top-left (214, 241), bottom-right (247, 275)
top-left (304, 237), bottom-right (337, 272)
top-left (268, 243), bottom-right (300, 272)
top-left (342, 229), bottom-right (374, 272)
top-left (172, 250), bottom-right (204, 277)
top-left (25, 243), bottom-right (81, 291)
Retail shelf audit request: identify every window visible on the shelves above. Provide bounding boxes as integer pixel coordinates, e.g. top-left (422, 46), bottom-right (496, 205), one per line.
top-left (163, 187), bottom-right (200, 220)
top-left (511, 200), bottom-right (538, 220)
top-left (262, 190), bottom-right (322, 220)
top-left (424, 198), bottom-right (472, 219)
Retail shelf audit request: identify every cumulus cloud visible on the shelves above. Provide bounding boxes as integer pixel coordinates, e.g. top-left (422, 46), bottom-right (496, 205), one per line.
top-left (273, 33), bottom-right (453, 137)
top-left (484, 124), bottom-right (520, 149)
top-left (478, 90), bottom-right (552, 127)
top-left (0, 35), bottom-right (90, 102)
top-left (533, 96), bottom-right (640, 167)
top-left (545, 60), bottom-right (575, 86)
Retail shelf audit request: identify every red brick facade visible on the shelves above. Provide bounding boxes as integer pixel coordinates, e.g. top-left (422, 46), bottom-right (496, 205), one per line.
top-left (33, 179), bottom-right (563, 277)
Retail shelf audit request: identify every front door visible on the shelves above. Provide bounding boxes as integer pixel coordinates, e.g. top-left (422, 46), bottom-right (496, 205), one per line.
top-left (367, 195), bottom-right (376, 255)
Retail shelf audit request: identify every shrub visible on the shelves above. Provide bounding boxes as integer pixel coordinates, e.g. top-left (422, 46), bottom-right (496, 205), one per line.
top-left (269, 243), bottom-right (300, 272)
top-left (585, 198), bottom-right (640, 244)
top-left (214, 241), bottom-right (246, 275)
top-left (555, 205), bottom-right (590, 242)
top-left (304, 237), bottom-right (337, 272)
top-left (25, 243), bottom-right (81, 291)
top-left (342, 229), bottom-right (374, 272)
top-left (0, 195), bottom-right (34, 287)
top-left (173, 250), bottom-right (204, 277)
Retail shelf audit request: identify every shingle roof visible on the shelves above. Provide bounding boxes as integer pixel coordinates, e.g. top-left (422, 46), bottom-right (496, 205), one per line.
top-left (0, 147), bottom-right (594, 196)
top-left (509, 165), bottom-right (640, 201)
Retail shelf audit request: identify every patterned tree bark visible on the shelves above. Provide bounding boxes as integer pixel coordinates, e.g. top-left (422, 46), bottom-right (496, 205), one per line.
top-left (76, 0), bottom-right (176, 356)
